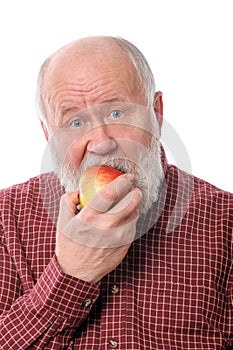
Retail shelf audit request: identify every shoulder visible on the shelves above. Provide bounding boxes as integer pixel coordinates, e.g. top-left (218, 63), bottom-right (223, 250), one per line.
top-left (166, 164), bottom-right (233, 226)
top-left (192, 170), bottom-right (232, 206)
top-left (0, 172), bottom-right (63, 210)
top-left (167, 163), bottom-right (233, 202)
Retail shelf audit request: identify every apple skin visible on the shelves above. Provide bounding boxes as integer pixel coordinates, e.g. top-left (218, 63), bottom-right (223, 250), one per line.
top-left (79, 165), bottom-right (123, 208)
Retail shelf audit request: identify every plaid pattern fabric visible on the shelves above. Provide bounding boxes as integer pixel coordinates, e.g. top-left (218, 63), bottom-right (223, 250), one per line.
top-left (0, 154), bottom-right (232, 349)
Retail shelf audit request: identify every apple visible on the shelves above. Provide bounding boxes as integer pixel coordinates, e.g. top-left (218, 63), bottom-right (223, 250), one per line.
top-left (79, 165), bottom-right (123, 208)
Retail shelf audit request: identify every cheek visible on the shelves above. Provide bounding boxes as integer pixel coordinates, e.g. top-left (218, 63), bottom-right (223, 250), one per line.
top-left (62, 136), bottom-right (88, 167)
top-left (111, 124), bottom-right (153, 149)
top-left (59, 123), bottom-right (154, 167)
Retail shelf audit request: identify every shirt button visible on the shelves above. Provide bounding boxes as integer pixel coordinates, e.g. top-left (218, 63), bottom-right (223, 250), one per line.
top-left (110, 285), bottom-right (119, 294)
top-left (109, 339), bottom-right (118, 348)
top-left (82, 298), bottom-right (92, 307)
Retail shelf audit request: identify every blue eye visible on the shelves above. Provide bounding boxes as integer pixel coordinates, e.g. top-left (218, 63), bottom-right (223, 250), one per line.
top-left (71, 119), bottom-right (84, 127)
top-left (110, 110), bottom-right (123, 119)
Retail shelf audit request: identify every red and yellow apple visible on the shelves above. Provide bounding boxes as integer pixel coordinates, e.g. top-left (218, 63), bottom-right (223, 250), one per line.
top-left (79, 165), bottom-right (123, 208)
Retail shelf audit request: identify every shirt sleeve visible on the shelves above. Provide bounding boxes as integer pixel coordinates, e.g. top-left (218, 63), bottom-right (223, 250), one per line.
top-left (0, 255), bottom-right (100, 349)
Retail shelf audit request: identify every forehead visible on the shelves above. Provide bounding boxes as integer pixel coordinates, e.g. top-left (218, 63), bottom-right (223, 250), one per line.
top-left (45, 39), bottom-right (137, 87)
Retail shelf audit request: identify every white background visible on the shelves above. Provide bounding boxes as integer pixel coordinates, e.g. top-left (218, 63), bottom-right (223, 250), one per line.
top-left (0, 0), bottom-right (232, 192)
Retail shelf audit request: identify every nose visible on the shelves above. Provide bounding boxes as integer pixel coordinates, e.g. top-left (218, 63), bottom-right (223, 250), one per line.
top-left (86, 126), bottom-right (117, 155)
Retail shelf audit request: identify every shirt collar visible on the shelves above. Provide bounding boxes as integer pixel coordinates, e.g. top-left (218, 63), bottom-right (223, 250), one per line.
top-left (160, 143), bottom-right (168, 177)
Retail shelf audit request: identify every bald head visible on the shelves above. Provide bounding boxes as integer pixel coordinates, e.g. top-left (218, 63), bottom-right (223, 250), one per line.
top-left (50, 36), bottom-right (125, 60)
top-left (44, 36), bottom-right (125, 73)
top-left (36, 36), bottom-right (156, 123)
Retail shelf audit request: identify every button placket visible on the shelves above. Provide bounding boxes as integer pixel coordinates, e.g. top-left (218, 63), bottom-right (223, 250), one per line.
top-left (100, 279), bottom-right (124, 348)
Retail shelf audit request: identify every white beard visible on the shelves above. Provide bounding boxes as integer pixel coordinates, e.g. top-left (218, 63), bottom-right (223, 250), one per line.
top-left (56, 137), bottom-right (163, 216)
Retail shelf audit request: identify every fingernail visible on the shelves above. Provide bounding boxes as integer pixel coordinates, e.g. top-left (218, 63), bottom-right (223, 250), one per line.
top-left (126, 174), bottom-right (135, 183)
top-left (116, 178), bottom-right (133, 195)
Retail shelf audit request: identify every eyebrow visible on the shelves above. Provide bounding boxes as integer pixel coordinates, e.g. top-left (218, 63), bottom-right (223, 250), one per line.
top-left (61, 105), bottom-right (80, 114)
top-left (100, 96), bottom-right (125, 104)
top-left (61, 96), bottom-right (125, 116)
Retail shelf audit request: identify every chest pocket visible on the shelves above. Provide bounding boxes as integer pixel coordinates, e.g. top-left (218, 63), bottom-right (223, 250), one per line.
top-left (134, 280), bottom-right (227, 340)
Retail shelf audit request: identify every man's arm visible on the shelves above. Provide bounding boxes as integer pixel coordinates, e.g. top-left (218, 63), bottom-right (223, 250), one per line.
top-left (0, 173), bottom-right (141, 348)
top-left (0, 244), bottom-right (100, 349)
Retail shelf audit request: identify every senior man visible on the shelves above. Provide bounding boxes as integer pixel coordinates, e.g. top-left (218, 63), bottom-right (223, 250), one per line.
top-left (0, 36), bottom-right (232, 349)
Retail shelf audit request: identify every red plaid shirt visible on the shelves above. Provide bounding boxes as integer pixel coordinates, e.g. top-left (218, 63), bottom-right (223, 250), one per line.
top-left (0, 153), bottom-right (232, 349)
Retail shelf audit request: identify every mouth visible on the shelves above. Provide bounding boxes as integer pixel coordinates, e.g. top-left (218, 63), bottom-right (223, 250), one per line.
top-left (103, 162), bottom-right (126, 174)
top-left (79, 156), bottom-right (131, 178)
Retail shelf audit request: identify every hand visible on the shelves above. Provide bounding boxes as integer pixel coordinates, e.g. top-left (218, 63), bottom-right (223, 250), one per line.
top-left (55, 173), bottom-right (142, 283)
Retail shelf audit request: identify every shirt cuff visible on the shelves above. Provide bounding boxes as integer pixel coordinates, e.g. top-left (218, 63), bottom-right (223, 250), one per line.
top-left (30, 255), bottom-right (100, 327)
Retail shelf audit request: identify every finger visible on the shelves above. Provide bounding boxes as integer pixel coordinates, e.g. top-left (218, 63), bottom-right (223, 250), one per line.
top-left (63, 191), bottom-right (80, 212)
top-left (84, 173), bottom-right (135, 213)
top-left (108, 187), bottom-right (142, 222)
top-left (78, 187), bottom-right (142, 229)
top-left (62, 210), bottom-right (139, 248)
top-left (57, 192), bottom-right (79, 231)
top-left (60, 188), bottom-right (141, 248)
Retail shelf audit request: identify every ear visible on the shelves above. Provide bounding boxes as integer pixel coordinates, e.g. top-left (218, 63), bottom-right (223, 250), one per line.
top-left (153, 91), bottom-right (163, 129)
top-left (40, 120), bottom-right (49, 141)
